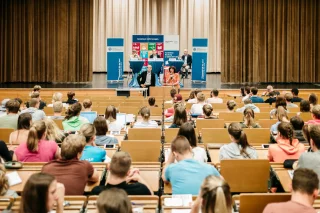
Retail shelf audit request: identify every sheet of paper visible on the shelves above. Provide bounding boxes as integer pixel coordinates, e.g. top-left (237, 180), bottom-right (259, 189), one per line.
top-left (6, 171), bottom-right (22, 186)
top-left (126, 114), bottom-right (135, 123)
top-left (172, 194), bottom-right (193, 207)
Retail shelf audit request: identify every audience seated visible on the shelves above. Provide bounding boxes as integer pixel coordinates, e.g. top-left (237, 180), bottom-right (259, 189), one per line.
top-left (42, 134), bottom-right (99, 195)
top-left (148, 97), bottom-right (158, 107)
top-left (190, 93), bottom-right (208, 116)
top-left (236, 98), bottom-right (260, 113)
top-left (105, 105), bottom-right (122, 132)
top-left (165, 89), bottom-right (177, 104)
top-left (226, 100), bottom-right (237, 112)
top-left (0, 164), bottom-right (18, 197)
top-left (268, 122), bottom-right (305, 163)
top-left (163, 136), bottom-right (220, 195)
top-left (13, 120), bottom-right (60, 162)
top-left (250, 87), bottom-right (264, 103)
top-left (291, 88), bottom-right (303, 103)
top-left (62, 102), bottom-right (89, 131)
top-left (169, 105), bottom-right (188, 128)
top-left (21, 98), bottom-right (46, 121)
top-left (79, 123), bottom-right (106, 162)
top-left (263, 168), bottom-right (318, 213)
top-left (309, 93), bottom-right (318, 110)
top-left (91, 151), bottom-right (153, 195)
top-left (290, 116), bottom-right (306, 143)
top-left (240, 87), bottom-right (246, 97)
top-left (264, 91), bottom-right (277, 105)
top-left (206, 89), bottom-right (223, 104)
top-left (187, 89), bottom-right (201, 103)
top-left (270, 96), bottom-right (287, 117)
top-left (49, 101), bottom-right (65, 120)
top-left (270, 106), bottom-right (290, 133)
top-left (242, 86), bottom-right (251, 102)
top-left (299, 100), bottom-right (311, 113)
top-left (47, 92), bottom-right (68, 108)
top-left (97, 188), bottom-right (132, 213)
top-left (133, 107), bottom-right (158, 128)
top-left (285, 93), bottom-right (298, 108)
top-left (191, 175), bottom-right (232, 213)
top-left (305, 105), bottom-right (320, 125)
top-left (165, 94), bottom-right (183, 118)
top-left (20, 173), bottom-right (65, 213)
top-left (0, 99), bottom-right (10, 117)
top-left (14, 97), bottom-right (27, 111)
top-left (262, 85), bottom-right (280, 96)
top-left (93, 116), bottom-right (118, 146)
top-left (82, 99), bottom-right (92, 112)
top-left (220, 122), bottom-right (258, 160)
top-left (202, 104), bottom-right (218, 119)
top-left (240, 108), bottom-right (261, 128)
top-left (27, 90), bottom-right (46, 110)
top-left (0, 99), bottom-right (20, 129)
top-left (0, 141), bottom-right (13, 161)
top-left (44, 118), bottom-right (66, 143)
top-left (178, 122), bottom-right (207, 162)
top-left (297, 125), bottom-right (320, 188)
top-left (65, 91), bottom-right (78, 105)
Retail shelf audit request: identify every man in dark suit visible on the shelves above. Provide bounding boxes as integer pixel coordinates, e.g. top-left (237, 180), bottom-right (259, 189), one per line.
top-left (137, 65), bottom-right (155, 96)
top-left (149, 49), bottom-right (161, 59)
top-left (181, 49), bottom-right (192, 79)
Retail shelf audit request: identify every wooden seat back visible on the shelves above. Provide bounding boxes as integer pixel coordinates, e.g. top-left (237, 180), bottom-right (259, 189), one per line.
top-left (0, 128), bottom-right (15, 144)
top-left (257, 119), bottom-right (275, 128)
top-left (53, 119), bottom-right (64, 130)
top-left (196, 119), bottom-right (225, 131)
top-left (128, 128), bottom-right (161, 140)
top-left (120, 140), bottom-right (160, 162)
top-left (244, 128), bottom-right (270, 144)
top-left (201, 128), bottom-right (230, 143)
top-left (219, 113), bottom-right (243, 121)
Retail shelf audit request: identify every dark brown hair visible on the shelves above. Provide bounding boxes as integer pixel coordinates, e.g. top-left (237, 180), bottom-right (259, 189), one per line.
top-left (309, 93), bottom-right (318, 105)
top-left (292, 168), bottom-right (319, 195)
top-left (290, 116), bottom-right (304, 130)
top-left (302, 125), bottom-right (311, 146)
top-left (277, 122), bottom-right (294, 145)
top-left (64, 102), bottom-right (82, 120)
top-left (309, 124), bottom-right (320, 150)
top-left (275, 96), bottom-right (287, 110)
top-left (18, 113), bottom-right (32, 130)
top-left (226, 100), bottom-right (236, 111)
top-left (171, 135), bottom-right (191, 154)
top-left (178, 122), bottom-right (197, 147)
top-left (148, 97), bottom-right (156, 106)
top-left (67, 91), bottom-right (75, 100)
top-left (172, 106), bottom-right (187, 127)
top-left (243, 108), bottom-right (257, 128)
top-left (211, 89), bottom-right (219, 97)
top-left (5, 99), bottom-right (20, 113)
top-left (97, 188), bottom-right (133, 213)
top-left (228, 122), bottom-right (252, 158)
top-left (300, 100), bottom-right (311, 112)
top-left (203, 104), bottom-right (213, 117)
top-left (169, 66), bottom-right (176, 73)
top-left (94, 116), bottom-right (108, 136)
top-left (250, 87), bottom-right (258, 95)
top-left (170, 89), bottom-right (177, 98)
top-left (83, 99), bottom-right (92, 109)
top-left (110, 152), bottom-right (131, 178)
top-left (105, 105), bottom-right (117, 122)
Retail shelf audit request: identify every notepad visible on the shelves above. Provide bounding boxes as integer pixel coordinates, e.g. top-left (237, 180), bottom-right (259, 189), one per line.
top-left (6, 171), bottom-right (22, 186)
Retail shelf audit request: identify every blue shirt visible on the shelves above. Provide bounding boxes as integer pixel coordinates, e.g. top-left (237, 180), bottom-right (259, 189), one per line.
top-left (80, 146), bottom-right (106, 162)
top-left (270, 121), bottom-right (281, 133)
top-left (250, 96), bottom-right (264, 103)
top-left (165, 159), bottom-right (220, 195)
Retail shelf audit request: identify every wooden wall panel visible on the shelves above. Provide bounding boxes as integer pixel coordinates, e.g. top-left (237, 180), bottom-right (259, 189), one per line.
top-left (221, 0), bottom-right (320, 83)
top-left (0, 0), bottom-right (93, 82)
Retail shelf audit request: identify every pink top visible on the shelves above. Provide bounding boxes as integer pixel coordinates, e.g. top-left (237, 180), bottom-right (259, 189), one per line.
top-left (305, 119), bottom-right (320, 125)
top-left (14, 139), bottom-right (58, 162)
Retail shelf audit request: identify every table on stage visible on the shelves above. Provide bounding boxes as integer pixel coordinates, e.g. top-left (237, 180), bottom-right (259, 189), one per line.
top-left (116, 88), bottom-right (148, 98)
top-left (168, 59), bottom-right (184, 73)
top-left (148, 59), bottom-right (163, 86)
top-left (129, 60), bottom-right (144, 87)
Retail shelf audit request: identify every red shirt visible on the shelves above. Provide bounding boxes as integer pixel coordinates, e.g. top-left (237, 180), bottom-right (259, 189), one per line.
top-left (263, 201), bottom-right (316, 213)
top-left (305, 119), bottom-right (320, 125)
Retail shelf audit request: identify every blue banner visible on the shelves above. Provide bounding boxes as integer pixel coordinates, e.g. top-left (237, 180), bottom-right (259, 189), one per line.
top-left (107, 38), bottom-right (124, 81)
top-left (132, 35), bottom-right (164, 43)
top-left (192, 38), bottom-right (208, 82)
top-left (164, 51), bottom-right (180, 64)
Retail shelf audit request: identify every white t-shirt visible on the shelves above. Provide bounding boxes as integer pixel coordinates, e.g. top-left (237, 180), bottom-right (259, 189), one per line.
top-left (190, 103), bottom-right (208, 115)
top-left (192, 147), bottom-right (208, 162)
top-left (187, 98), bottom-right (197, 103)
top-left (133, 120), bottom-right (158, 128)
top-left (242, 95), bottom-right (250, 102)
top-left (206, 97), bottom-right (223, 104)
top-left (106, 120), bottom-right (123, 132)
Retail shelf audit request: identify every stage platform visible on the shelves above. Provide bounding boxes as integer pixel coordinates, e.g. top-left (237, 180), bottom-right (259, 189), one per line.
top-left (0, 73), bottom-right (319, 90)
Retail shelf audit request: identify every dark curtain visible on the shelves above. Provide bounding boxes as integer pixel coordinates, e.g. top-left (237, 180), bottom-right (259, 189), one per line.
top-left (221, 0), bottom-right (320, 83)
top-left (0, 0), bottom-right (93, 82)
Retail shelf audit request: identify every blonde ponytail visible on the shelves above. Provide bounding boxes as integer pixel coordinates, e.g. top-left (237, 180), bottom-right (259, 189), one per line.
top-left (214, 186), bottom-right (230, 213)
top-left (27, 121), bottom-right (47, 152)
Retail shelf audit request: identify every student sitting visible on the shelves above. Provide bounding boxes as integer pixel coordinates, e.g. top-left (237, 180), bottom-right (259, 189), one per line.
top-left (0, 99), bottom-right (20, 129)
top-left (148, 97), bottom-right (158, 107)
top-left (169, 106), bottom-right (188, 128)
top-left (164, 89), bottom-right (177, 104)
top-left (202, 104), bottom-right (218, 119)
top-left (65, 91), bottom-right (78, 105)
top-left (263, 168), bottom-right (318, 213)
top-left (190, 93), bottom-right (208, 116)
top-left (241, 86), bottom-right (251, 102)
top-left (91, 151), bottom-right (153, 195)
top-left (164, 94), bottom-right (183, 118)
top-left (79, 123), bottom-right (106, 162)
top-left (226, 100), bottom-right (237, 112)
top-left (13, 120), bottom-right (60, 162)
top-left (264, 91), bottom-right (276, 105)
top-left (285, 93), bottom-right (298, 108)
top-left (105, 105), bottom-right (122, 132)
top-left (299, 100), bottom-right (311, 113)
top-left (47, 92), bottom-right (68, 108)
top-left (191, 175), bottom-right (232, 213)
top-left (268, 122), bottom-right (305, 163)
top-left (49, 101), bottom-right (65, 120)
top-left (270, 106), bottom-right (290, 133)
top-left (206, 89), bottom-right (223, 104)
top-left (93, 116), bottom-right (118, 146)
top-left (291, 88), bottom-right (303, 103)
top-left (220, 122), bottom-right (258, 160)
top-left (9, 113), bottom-right (31, 145)
top-left (133, 107), bottom-right (158, 128)
top-left (309, 93), bottom-right (318, 110)
top-left (42, 134), bottom-right (99, 195)
top-left (249, 87), bottom-right (264, 103)
top-left (305, 105), bottom-right (320, 125)
top-left (236, 98), bottom-right (260, 113)
top-left (262, 85), bottom-right (280, 96)
top-left (62, 102), bottom-right (89, 131)
top-left (270, 96), bottom-right (288, 117)
top-left (178, 122), bottom-right (207, 162)
top-left (97, 188), bottom-right (132, 213)
top-left (290, 116), bottom-right (306, 143)
top-left (21, 98), bottom-right (46, 121)
top-left (44, 118), bottom-right (66, 143)
top-left (163, 136), bottom-right (220, 195)
top-left (82, 99), bottom-right (92, 112)
top-left (187, 89), bottom-right (201, 103)
top-left (240, 108), bottom-right (261, 128)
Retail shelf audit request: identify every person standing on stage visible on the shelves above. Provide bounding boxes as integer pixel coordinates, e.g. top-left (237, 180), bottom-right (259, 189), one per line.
top-left (164, 66), bottom-right (180, 90)
top-left (150, 49), bottom-right (161, 59)
top-left (137, 65), bottom-right (155, 96)
top-left (181, 49), bottom-right (192, 79)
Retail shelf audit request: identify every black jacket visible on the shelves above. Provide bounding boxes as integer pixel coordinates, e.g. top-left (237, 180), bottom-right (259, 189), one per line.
top-left (181, 54), bottom-right (192, 67)
top-left (150, 54), bottom-right (161, 59)
top-left (137, 71), bottom-right (155, 87)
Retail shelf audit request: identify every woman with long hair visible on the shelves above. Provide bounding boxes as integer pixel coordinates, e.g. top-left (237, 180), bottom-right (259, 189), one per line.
top-left (191, 175), bottom-right (232, 213)
top-left (105, 105), bottom-right (122, 132)
top-left (226, 100), bottom-right (237, 112)
top-left (268, 122), bottom-right (305, 163)
top-left (44, 118), bottom-right (65, 143)
top-left (219, 122), bottom-right (257, 160)
top-left (9, 113), bottom-right (32, 145)
top-left (270, 96), bottom-right (287, 118)
top-left (133, 107), bottom-right (158, 128)
top-left (309, 93), bottom-right (318, 110)
top-left (94, 116), bottom-right (118, 146)
top-left (270, 106), bottom-right (290, 133)
top-left (240, 108), bottom-right (261, 128)
top-left (169, 106), bottom-right (188, 128)
top-left (13, 120), bottom-right (60, 162)
top-left (62, 102), bottom-right (89, 131)
top-left (0, 164), bottom-right (18, 197)
top-left (20, 173), bottom-right (65, 213)
top-left (97, 188), bottom-right (132, 213)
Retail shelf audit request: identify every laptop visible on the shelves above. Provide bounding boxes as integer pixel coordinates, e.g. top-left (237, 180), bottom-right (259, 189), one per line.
top-left (80, 111), bottom-right (98, 124)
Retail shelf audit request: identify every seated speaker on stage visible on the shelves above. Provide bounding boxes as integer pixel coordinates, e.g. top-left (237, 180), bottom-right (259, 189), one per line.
top-left (181, 49), bottom-right (192, 79)
top-left (129, 49), bottom-right (141, 60)
top-left (137, 65), bottom-right (155, 96)
top-left (163, 66), bottom-right (180, 89)
top-left (149, 49), bottom-right (160, 59)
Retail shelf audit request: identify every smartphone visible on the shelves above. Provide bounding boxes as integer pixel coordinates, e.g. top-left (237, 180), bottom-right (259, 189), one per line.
top-left (262, 144), bottom-right (270, 149)
top-left (104, 144), bottom-right (116, 149)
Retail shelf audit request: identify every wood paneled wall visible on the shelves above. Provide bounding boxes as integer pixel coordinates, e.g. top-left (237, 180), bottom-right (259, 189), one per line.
top-left (0, 0), bottom-right (93, 82)
top-left (221, 0), bottom-right (320, 83)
